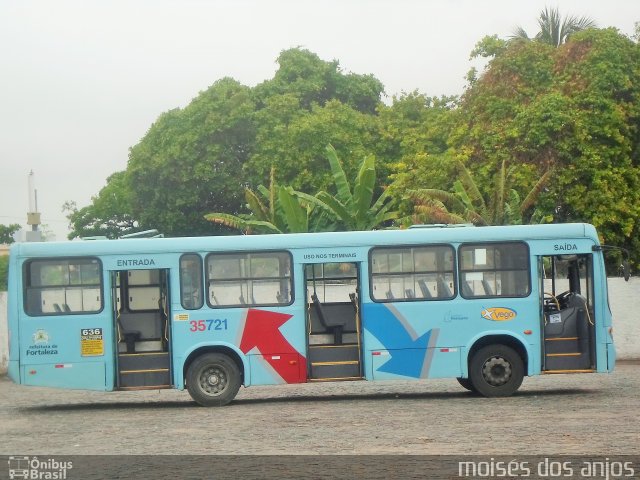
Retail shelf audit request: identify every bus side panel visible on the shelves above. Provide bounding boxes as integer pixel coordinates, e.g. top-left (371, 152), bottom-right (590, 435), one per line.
top-left (362, 302), bottom-right (463, 380)
top-left (17, 311), bottom-right (113, 391)
top-left (170, 306), bottom-right (306, 388)
top-left (362, 295), bottom-right (539, 380)
top-left (21, 362), bottom-right (106, 390)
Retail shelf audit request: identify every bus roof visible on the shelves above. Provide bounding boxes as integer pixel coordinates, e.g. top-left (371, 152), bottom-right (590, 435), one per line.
top-left (10, 223), bottom-right (598, 258)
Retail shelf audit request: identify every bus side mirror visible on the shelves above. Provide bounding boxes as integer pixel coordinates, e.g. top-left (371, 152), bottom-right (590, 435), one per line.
top-left (622, 260), bottom-right (630, 282)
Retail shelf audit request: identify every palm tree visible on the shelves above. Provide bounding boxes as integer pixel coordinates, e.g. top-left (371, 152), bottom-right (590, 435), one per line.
top-left (512, 7), bottom-right (596, 47)
top-left (295, 145), bottom-right (398, 231)
top-left (408, 160), bottom-right (552, 226)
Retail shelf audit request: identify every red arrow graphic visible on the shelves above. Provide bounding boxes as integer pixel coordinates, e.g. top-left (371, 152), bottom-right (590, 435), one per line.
top-left (240, 309), bottom-right (306, 384)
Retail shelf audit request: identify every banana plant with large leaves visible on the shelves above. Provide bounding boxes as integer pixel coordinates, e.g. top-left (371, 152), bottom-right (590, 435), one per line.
top-left (294, 144), bottom-right (398, 231)
top-left (205, 167), bottom-right (325, 234)
top-left (408, 159), bottom-right (552, 226)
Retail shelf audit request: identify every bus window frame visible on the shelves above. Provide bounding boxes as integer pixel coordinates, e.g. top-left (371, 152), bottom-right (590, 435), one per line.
top-left (457, 241), bottom-right (531, 299)
top-left (22, 256), bottom-right (105, 317)
top-left (368, 243), bottom-right (457, 303)
top-left (205, 250), bottom-right (294, 309)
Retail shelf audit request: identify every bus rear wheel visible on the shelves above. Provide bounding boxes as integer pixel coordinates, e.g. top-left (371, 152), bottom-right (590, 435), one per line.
top-left (186, 353), bottom-right (241, 406)
top-left (469, 345), bottom-right (524, 397)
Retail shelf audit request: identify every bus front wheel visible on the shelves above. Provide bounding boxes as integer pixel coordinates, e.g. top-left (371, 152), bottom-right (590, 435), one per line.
top-left (469, 345), bottom-right (524, 397)
top-left (186, 353), bottom-right (241, 406)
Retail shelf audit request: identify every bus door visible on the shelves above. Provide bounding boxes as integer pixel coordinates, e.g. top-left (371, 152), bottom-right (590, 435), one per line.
top-left (540, 254), bottom-right (596, 372)
top-left (112, 268), bottom-right (172, 389)
top-left (304, 262), bottom-right (363, 381)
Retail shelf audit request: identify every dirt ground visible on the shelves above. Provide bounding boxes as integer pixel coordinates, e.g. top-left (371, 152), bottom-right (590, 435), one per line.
top-left (1, 363), bottom-right (638, 457)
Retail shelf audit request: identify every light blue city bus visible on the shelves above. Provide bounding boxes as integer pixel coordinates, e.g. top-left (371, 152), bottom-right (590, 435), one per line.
top-left (6, 223), bottom-right (620, 406)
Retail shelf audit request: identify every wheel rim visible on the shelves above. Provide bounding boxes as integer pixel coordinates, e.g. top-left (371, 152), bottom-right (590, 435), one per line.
top-left (481, 355), bottom-right (512, 386)
top-left (198, 365), bottom-right (228, 396)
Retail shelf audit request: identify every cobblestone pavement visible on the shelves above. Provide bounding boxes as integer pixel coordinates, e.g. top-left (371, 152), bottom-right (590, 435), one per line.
top-left (0, 363), bottom-right (638, 456)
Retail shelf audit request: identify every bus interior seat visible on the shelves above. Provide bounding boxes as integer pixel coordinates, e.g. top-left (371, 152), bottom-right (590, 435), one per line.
top-left (461, 281), bottom-right (474, 297)
top-left (482, 279), bottom-right (494, 296)
top-left (63, 304), bottom-right (71, 312)
top-left (405, 289), bottom-right (415, 299)
top-left (418, 280), bottom-right (432, 299)
top-left (386, 290), bottom-right (395, 300)
top-left (117, 317), bottom-right (141, 354)
top-left (437, 277), bottom-right (452, 297)
top-left (310, 292), bottom-right (345, 343)
top-left (53, 303), bottom-right (62, 312)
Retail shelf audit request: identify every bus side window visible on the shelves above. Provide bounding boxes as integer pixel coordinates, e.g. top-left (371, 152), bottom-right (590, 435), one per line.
top-left (458, 242), bottom-right (530, 298)
top-left (206, 251), bottom-right (292, 308)
top-left (23, 258), bottom-right (103, 316)
top-left (180, 254), bottom-right (203, 310)
top-left (370, 245), bottom-right (455, 302)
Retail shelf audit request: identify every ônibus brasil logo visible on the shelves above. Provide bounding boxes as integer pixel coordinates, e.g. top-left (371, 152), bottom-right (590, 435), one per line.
top-left (8, 456), bottom-right (73, 479)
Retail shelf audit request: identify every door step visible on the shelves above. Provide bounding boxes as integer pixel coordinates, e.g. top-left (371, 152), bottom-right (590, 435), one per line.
top-left (543, 369), bottom-right (595, 374)
top-left (118, 352), bottom-right (171, 388)
top-left (308, 343), bottom-right (361, 379)
top-left (309, 376), bottom-right (364, 382)
top-left (308, 343), bottom-right (360, 363)
top-left (310, 360), bottom-right (361, 379)
top-left (308, 333), bottom-right (359, 345)
top-left (119, 385), bottom-right (172, 390)
top-left (544, 351), bottom-right (591, 371)
top-left (118, 352), bottom-right (169, 370)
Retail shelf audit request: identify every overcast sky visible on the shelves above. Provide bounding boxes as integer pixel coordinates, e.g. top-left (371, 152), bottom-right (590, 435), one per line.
top-left (1, 0), bottom-right (637, 241)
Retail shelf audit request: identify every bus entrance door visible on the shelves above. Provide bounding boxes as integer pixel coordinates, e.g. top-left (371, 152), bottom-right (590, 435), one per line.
top-left (541, 255), bottom-right (596, 372)
top-left (112, 269), bottom-right (172, 390)
top-left (305, 262), bottom-right (363, 382)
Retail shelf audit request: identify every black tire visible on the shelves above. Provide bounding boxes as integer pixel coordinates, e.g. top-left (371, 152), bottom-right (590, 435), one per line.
top-left (186, 353), bottom-right (241, 406)
top-left (469, 344), bottom-right (524, 397)
top-left (456, 377), bottom-right (477, 392)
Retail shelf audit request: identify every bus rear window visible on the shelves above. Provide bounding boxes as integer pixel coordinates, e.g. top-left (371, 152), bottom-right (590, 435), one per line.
top-left (24, 258), bottom-right (103, 315)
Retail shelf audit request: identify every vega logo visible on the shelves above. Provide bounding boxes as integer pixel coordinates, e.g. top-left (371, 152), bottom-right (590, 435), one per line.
top-left (481, 307), bottom-right (517, 321)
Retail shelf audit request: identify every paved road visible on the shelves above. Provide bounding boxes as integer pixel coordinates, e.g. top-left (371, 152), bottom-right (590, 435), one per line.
top-left (0, 363), bottom-right (638, 456)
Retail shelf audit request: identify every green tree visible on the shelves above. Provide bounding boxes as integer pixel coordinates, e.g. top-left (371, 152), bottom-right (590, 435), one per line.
top-left (127, 77), bottom-right (256, 236)
top-left (64, 171), bottom-right (138, 239)
top-left (245, 48), bottom-right (386, 193)
top-left (0, 224), bottom-right (20, 244)
top-left (449, 27), bottom-right (640, 264)
top-left (512, 7), bottom-right (596, 47)
top-left (0, 256), bottom-right (8, 291)
top-left (380, 92), bottom-right (459, 220)
top-left (300, 145), bottom-right (398, 231)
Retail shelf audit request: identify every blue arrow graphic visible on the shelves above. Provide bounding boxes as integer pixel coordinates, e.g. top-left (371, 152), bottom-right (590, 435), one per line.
top-left (364, 304), bottom-right (439, 378)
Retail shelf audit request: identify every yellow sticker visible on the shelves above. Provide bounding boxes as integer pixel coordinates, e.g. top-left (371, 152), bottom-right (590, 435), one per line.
top-left (174, 313), bottom-right (190, 321)
top-left (80, 328), bottom-right (104, 356)
top-left (481, 307), bottom-right (517, 321)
